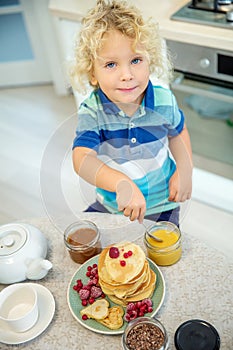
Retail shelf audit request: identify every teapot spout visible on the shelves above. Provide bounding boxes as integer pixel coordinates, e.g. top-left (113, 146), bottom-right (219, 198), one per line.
top-left (26, 258), bottom-right (53, 280)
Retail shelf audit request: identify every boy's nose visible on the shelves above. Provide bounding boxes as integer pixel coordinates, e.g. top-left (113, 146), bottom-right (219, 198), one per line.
top-left (120, 66), bottom-right (133, 81)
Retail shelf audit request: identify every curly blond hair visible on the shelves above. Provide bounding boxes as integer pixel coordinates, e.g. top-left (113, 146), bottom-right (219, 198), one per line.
top-left (69, 0), bottom-right (172, 93)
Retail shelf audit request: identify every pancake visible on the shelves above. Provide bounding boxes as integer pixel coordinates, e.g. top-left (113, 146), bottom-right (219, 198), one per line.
top-left (108, 282), bottom-right (155, 306)
top-left (107, 270), bottom-right (156, 306)
top-left (100, 261), bottom-right (150, 299)
top-left (124, 269), bottom-right (156, 299)
top-left (101, 242), bottom-right (146, 284)
top-left (99, 260), bottom-right (148, 291)
top-left (97, 241), bottom-right (156, 307)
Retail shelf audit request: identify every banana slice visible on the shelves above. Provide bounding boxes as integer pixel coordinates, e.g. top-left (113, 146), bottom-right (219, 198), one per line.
top-left (80, 299), bottom-right (109, 320)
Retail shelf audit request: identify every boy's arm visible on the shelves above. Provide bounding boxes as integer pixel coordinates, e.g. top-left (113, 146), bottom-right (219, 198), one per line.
top-left (72, 146), bottom-right (146, 222)
top-left (168, 124), bottom-right (193, 202)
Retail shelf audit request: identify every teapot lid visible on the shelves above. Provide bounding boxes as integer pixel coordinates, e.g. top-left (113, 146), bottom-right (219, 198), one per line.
top-left (0, 223), bottom-right (28, 256)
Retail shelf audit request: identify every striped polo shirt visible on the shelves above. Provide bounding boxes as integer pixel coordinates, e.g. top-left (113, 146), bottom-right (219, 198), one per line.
top-left (73, 80), bottom-right (184, 215)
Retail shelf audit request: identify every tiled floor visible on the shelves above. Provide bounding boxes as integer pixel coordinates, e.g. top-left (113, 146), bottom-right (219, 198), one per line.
top-left (0, 84), bottom-right (232, 261)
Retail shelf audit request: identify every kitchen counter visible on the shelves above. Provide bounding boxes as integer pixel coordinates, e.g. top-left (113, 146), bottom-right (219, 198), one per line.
top-left (1, 214), bottom-right (233, 349)
top-left (49, 0), bottom-right (233, 52)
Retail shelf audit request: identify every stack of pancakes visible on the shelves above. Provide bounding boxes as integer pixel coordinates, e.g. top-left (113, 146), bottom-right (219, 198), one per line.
top-left (98, 241), bottom-right (156, 306)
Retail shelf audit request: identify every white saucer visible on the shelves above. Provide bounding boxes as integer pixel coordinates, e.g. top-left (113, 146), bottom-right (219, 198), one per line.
top-left (0, 283), bottom-right (55, 345)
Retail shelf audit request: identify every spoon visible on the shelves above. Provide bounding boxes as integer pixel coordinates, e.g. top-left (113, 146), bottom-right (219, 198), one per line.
top-left (142, 223), bottom-right (163, 242)
top-left (127, 214), bottom-right (164, 242)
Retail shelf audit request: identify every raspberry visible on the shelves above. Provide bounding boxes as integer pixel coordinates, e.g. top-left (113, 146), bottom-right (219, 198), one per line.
top-left (120, 260), bottom-right (126, 267)
top-left (91, 267), bottom-right (98, 275)
top-left (90, 286), bottom-right (102, 299)
top-left (124, 299), bottom-right (153, 322)
top-left (92, 277), bottom-right (99, 286)
top-left (87, 279), bottom-right (94, 286)
top-left (109, 246), bottom-right (120, 258)
top-left (126, 303), bottom-right (136, 311)
top-left (140, 305), bottom-right (147, 314)
top-left (82, 284), bottom-right (91, 291)
top-left (76, 280), bottom-right (83, 288)
top-left (87, 278), bottom-right (99, 287)
top-left (124, 313), bottom-right (131, 322)
top-left (82, 299), bottom-right (88, 306)
top-left (74, 262), bottom-right (105, 305)
top-left (129, 310), bottom-right (137, 320)
top-left (79, 289), bottom-right (90, 300)
top-left (143, 298), bottom-right (153, 307)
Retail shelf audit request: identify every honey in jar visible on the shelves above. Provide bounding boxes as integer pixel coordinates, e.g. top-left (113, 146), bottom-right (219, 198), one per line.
top-left (64, 220), bottom-right (102, 264)
top-left (144, 221), bottom-right (182, 266)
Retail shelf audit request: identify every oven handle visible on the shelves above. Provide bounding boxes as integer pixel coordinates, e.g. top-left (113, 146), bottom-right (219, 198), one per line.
top-left (170, 73), bottom-right (233, 104)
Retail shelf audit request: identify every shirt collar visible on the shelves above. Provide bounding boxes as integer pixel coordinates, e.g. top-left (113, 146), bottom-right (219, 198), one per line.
top-left (97, 80), bottom-right (154, 115)
top-left (143, 80), bottom-right (154, 111)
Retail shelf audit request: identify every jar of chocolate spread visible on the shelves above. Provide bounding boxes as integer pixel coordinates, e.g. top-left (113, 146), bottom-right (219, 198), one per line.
top-left (122, 317), bottom-right (169, 350)
top-left (64, 220), bottom-right (102, 264)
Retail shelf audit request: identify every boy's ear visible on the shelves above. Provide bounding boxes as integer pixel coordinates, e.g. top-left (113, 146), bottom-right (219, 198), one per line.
top-left (90, 73), bottom-right (98, 86)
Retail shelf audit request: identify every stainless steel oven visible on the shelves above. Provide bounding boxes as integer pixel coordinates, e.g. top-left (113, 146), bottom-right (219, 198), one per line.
top-left (166, 40), bottom-right (233, 180)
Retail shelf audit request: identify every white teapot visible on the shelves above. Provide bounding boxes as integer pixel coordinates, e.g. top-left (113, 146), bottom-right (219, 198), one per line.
top-left (0, 223), bottom-right (52, 284)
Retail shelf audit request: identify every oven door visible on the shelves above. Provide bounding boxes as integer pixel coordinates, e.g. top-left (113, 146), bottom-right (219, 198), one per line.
top-left (170, 72), bottom-right (233, 180)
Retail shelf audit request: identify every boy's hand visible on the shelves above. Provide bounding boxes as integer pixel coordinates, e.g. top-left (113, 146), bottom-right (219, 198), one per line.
top-left (168, 169), bottom-right (192, 202)
top-left (116, 179), bottom-right (146, 223)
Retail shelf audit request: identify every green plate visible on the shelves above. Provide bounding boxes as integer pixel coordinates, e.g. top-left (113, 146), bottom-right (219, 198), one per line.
top-left (67, 255), bottom-right (165, 335)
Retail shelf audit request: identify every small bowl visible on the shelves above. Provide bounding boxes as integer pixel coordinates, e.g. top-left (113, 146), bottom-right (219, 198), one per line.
top-left (122, 316), bottom-right (169, 350)
top-left (0, 283), bottom-right (38, 333)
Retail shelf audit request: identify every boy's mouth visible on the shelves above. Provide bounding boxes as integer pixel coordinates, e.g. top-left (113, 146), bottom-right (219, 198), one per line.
top-left (117, 87), bottom-right (136, 92)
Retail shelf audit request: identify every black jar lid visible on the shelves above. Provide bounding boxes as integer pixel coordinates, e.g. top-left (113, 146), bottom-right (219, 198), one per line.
top-left (174, 319), bottom-right (220, 350)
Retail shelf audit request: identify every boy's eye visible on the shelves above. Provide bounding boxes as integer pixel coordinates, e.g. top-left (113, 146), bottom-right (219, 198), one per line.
top-left (131, 58), bottom-right (142, 64)
top-left (105, 62), bottom-right (116, 69)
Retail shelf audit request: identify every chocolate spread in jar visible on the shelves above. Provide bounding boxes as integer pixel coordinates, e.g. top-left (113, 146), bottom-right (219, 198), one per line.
top-left (66, 227), bottom-right (102, 264)
top-left (126, 323), bottom-right (165, 350)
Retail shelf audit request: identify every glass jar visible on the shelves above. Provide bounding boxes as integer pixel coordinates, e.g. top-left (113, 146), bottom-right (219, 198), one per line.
top-left (122, 317), bottom-right (169, 350)
top-left (64, 220), bottom-right (102, 264)
top-left (144, 221), bottom-right (182, 266)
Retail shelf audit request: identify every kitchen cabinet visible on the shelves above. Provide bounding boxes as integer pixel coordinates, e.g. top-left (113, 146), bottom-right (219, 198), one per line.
top-left (49, 0), bottom-right (233, 52)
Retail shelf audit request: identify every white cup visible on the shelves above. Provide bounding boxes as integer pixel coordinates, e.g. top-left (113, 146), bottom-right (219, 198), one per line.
top-left (0, 283), bottom-right (39, 333)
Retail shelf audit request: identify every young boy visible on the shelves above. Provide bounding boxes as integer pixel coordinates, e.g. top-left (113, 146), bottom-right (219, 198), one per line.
top-left (70, 0), bottom-right (193, 226)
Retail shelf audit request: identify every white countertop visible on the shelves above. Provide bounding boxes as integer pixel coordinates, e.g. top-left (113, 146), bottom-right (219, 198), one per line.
top-left (1, 215), bottom-right (233, 349)
top-left (49, 0), bottom-right (233, 51)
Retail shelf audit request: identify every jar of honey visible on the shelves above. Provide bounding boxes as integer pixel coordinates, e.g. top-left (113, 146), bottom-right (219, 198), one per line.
top-left (144, 221), bottom-right (182, 266)
top-left (64, 220), bottom-right (102, 264)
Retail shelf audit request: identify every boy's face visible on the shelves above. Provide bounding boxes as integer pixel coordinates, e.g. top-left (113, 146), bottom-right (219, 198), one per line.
top-left (91, 30), bottom-right (150, 114)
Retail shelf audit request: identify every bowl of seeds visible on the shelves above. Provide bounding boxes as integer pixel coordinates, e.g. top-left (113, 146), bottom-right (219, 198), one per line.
top-left (122, 316), bottom-right (169, 350)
